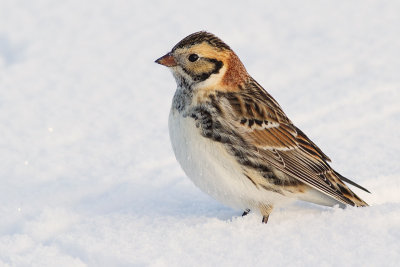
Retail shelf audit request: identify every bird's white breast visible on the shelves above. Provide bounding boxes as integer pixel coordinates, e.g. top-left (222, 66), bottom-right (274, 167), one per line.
top-left (168, 107), bottom-right (285, 211)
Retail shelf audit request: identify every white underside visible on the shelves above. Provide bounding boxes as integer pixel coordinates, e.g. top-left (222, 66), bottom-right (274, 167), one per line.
top-left (168, 108), bottom-right (291, 212)
top-left (169, 107), bottom-right (343, 212)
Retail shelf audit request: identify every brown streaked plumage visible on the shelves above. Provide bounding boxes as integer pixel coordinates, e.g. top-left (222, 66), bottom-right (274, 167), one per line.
top-left (156, 31), bottom-right (370, 224)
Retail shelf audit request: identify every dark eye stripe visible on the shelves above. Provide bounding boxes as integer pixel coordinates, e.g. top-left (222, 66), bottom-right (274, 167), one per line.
top-left (181, 57), bottom-right (223, 82)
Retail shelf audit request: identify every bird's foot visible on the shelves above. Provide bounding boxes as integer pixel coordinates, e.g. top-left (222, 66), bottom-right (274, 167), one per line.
top-left (259, 204), bottom-right (273, 224)
top-left (242, 209), bottom-right (251, 217)
top-left (262, 215), bottom-right (270, 224)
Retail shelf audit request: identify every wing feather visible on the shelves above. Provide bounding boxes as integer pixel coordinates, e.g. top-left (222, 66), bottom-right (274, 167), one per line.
top-left (218, 78), bottom-right (368, 206)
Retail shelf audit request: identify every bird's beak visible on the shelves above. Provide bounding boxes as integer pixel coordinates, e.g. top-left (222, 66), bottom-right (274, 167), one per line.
top-left (155, 52), bottom-right (177, 67)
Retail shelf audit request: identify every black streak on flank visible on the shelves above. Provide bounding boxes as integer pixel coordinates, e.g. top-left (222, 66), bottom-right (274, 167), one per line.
top-left (244, 174), bottom-right (258, 188)
top-left (188, 103), bottom-right (292, 193)
top-left (260, 184), bottom-right (280, 193)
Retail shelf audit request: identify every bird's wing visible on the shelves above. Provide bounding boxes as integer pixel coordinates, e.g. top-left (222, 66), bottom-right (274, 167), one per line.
top-left (218, 79), bottom-right (368, 206)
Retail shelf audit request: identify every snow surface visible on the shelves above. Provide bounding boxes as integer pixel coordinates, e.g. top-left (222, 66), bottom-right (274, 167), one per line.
top-left (1, 1), bottom-right (400, 266)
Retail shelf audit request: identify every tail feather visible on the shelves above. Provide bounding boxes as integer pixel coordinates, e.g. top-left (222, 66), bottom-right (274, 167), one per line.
top-left (332, 172), bottom-right (369, 207)
top-left (334, 170), bottom-right (371, 193)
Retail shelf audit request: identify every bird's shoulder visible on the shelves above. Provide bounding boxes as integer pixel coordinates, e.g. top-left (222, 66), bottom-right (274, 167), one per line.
top-left (194, 78), bottom-right (330, 161)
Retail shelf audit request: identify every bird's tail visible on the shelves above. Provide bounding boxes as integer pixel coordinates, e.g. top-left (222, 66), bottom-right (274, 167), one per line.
top-left (333, 171), bottom-right (369, 207)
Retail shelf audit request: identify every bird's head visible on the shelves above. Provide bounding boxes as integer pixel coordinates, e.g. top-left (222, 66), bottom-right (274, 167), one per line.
top-left (155, 31), bottom-right (247, 90)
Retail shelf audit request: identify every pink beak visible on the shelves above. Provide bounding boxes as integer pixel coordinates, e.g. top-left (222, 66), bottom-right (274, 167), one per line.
top-left (155, 52), bottom-right (177, 67)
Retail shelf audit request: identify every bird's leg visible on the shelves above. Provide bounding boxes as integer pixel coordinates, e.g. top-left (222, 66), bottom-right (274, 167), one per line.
top-left (242, 209), bottom-right (251, 217)
top-left (259, 204), bottom-right (273, 224)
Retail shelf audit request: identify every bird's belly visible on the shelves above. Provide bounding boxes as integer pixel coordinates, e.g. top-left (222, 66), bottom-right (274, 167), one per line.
top-left (168, 109), bottom-right (281, 211)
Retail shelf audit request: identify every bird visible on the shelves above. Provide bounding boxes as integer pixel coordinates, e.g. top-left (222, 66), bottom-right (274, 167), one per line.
top-left (155, 31), bottom-right (369, 224)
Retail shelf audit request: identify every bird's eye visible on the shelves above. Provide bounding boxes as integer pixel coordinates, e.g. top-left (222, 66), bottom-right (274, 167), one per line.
top-left (188, 54), bottom-right (199, 62)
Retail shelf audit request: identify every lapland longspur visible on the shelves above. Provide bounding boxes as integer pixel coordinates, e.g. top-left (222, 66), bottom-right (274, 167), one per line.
top-left (156, 31), bottom-right (369, 223)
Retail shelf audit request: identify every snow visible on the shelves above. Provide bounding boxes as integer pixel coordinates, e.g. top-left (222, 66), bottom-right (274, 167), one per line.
top-left (1, 0), bottom-right (399, 266)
